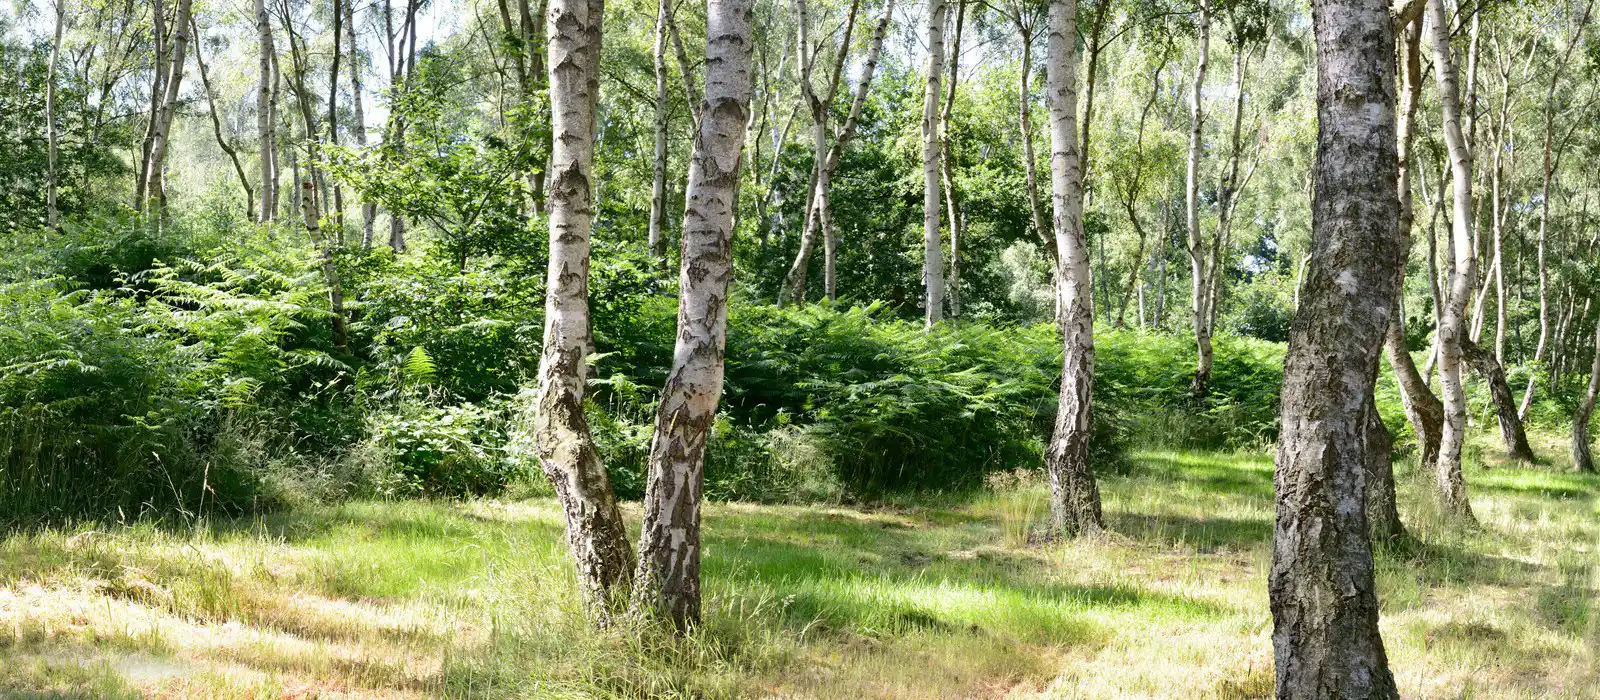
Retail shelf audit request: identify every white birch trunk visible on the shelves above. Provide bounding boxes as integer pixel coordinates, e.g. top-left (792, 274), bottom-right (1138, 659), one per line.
top-left (532, 0), bottom-right (636, 620)
top-left (1043, 0), bottom-right (1101, 536)
top-left (631, 0), bottom-right (755, 631)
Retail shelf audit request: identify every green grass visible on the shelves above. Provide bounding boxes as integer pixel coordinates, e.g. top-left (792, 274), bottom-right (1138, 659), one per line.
top-left (1, 439), bottom-right (1597, 698)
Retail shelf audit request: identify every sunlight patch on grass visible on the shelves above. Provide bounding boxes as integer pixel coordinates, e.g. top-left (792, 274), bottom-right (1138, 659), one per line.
top-left (1, 439), bottom-right (1596, 698)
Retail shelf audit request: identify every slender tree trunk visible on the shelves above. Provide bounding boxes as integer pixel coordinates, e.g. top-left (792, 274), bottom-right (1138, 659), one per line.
top-left (922, 0), bottom-right (948, 328)
top-left (534, 0), bottom-right (634, 618)
top-left (1270, 0), bottom-right (1401, 691)
top-left (258, 0), bottom-right (278, 222)
top-left (1365, 398), bottom-right (1404, 545)
top-left (142, 0), bottom-right (193, 213)
top-left (1573, 313), bottom-right (1600, 473)
top-left (1185, 0), bottom-right (1212, 396)
top-left (1383, 1), bottom-right (1441, 469)
top-left (779, 0), bottom-right (884, 307)
top-left (135, 0), bottom-right (168, 210)
top-left (648, 0), bottom-right (671, 259)
top-left (194, 16), bottom-right (256, 216)
top-left (328, 0), bottom-right (345, 231)
top-left (1519, 2), bottom-right (1591, 418)
top-left (1077, 0), bottom-right (1110, 192)
top-left (1042, 0), bottom-right (1101, 537)
top-left (1461, 339), bottom-right (1536, 461)
top-left (301, 176), bottom-right (348, 349)
top-left (631, 0), bottom-right (754, 631)
top-left (1427, 0), bottom-right (1476, 521)
top-left (942, 0), bottom-right (966, 319)
top-left (45, 0), bottom-right (64, 229)
top-left (1016, 19), bottom-right (1052, 257)
top-left (347, 0), bottom-right (374, 245)
top-left (1114, 71), bottom-right (1161, 329)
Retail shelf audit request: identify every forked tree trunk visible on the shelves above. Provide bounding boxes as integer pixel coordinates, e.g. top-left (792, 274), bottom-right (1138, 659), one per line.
top-left (1043, 0), bottom-right (1101, 537)
top-left (778, 0), bottom-right (891, 306)
top-left (1461, 339), bottom-right (1536, 462)
top-left (533, 0), bottom-right (635, 619)
top-left (258, 0), bottom-right (278, 222)
top-left (921, 0), bottom-right (948, 328)
top-left (1573, 314), bottom-right (1600, 473)
top-left (1426, 0), bottom-right (1476, 521)
top-left (142, 0), bottom-right (194, 212)
top-left (631, 0), bottom-right (754, 631)
top-left (135, 0), bottom-right (168, 210)
top-left (1185, 0), bottom-right (1212, 396)
top-left (1114, 70), bottom-right (1162, 328)
top-left (1382, 1), bottom-right (1442, 469)
top-left (1270, 0), bottom-right (1400, 691)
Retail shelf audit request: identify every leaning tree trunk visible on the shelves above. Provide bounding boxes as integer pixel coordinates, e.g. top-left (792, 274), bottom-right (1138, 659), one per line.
top-left (258, 0), bottom-right (278, 223)
top-left (1042, 0), bottom-right (1101, 537)
top-left (631, 0), bottom-right (754, 631)
top-left (531, 0), bottom-right (635, 619)
top-left (1461, 339), bottom-right (1536, 462)
top-left (194, 16), bottom-right (256, 216)
top-left (1573, 313), bottom-right (1600, 473)
top-left (1185, 0), bottom-right (1212, 397)
top-left (1381, 0), bottom-right (1442, 469)
top-left (1270, 0), bottom-right (1401, 692)
top-left (1426, 0), bottom-right (1476, 521)
top-left (921, 0), bottom-right (948, 328)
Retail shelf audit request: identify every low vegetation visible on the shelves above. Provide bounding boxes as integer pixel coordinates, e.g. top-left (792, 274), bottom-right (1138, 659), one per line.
top-left (3, 437), bottom-right (1594, 699)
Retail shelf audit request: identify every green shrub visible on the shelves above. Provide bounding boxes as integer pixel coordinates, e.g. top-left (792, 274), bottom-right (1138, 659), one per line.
top-left (362, 399), bottom-right (516, 499)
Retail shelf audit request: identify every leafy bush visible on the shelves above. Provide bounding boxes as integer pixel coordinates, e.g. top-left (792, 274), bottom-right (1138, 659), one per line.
top-left (0, 248), bottom-right (355, 522)
top-left (362, 399), bottom-right (515, 499)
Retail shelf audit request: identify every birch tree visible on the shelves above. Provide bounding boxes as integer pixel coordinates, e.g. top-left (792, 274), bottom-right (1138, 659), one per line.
top-left (1044, 0), bottom-right (1102, 536)
top-left (258, 0), bottom-right (278, 222)
top-left (1426, 0), bottom-right (1476, 521)
top-left (778, 0), bottom-right (895, 305)
top-left (1184, 0), bottom-right (1212, 395)
top-left (139, 0), bottom-right (194, 212)
top-left (1270, 0), bottom-right (1400, 690)
top-left (531, 0), bottom-right (636, 618)
top-left (631, 0), bottom-right (755, 630)
top-left (921, 0), bottom-right (948, 327)
top-left (1573, 313), bottom-right (1600, 473)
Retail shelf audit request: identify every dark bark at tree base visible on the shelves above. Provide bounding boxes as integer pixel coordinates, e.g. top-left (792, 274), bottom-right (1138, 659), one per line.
top-left (1461, 338), bottom-right (1536, 462)
top-left (1364, 400), bottom-right (1406, 546)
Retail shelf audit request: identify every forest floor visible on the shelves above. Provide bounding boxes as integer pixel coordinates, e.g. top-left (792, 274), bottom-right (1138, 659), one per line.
top-left (1, 441), bottom-right (1596, 699)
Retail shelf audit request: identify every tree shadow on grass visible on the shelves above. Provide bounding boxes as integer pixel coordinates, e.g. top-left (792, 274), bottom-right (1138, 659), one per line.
top-left (1122, 453), bottom-right (1276, 500)
top-left (1107, 512), bottom-right (1273, 553)
top-left (705, 524), bottom-right (1224, 650)
top-left (1380, 537), bottom-right (1547, 588)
